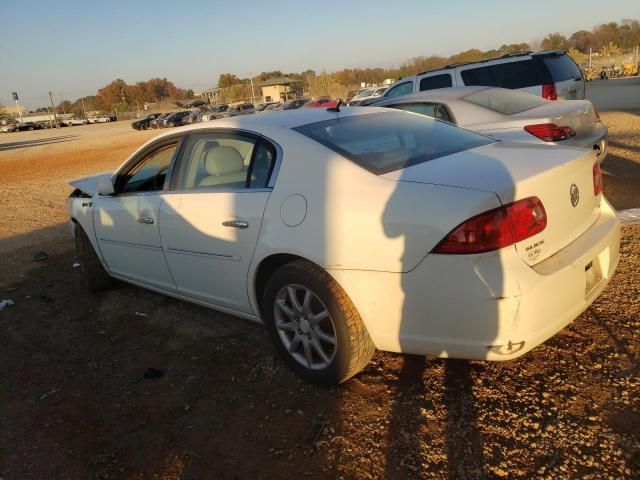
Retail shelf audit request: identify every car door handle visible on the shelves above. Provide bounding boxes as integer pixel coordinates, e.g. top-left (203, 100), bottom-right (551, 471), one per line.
top-left (137, 216), bottom-right (154, 224)
top-left (222, 220), bottom-right (249, 229)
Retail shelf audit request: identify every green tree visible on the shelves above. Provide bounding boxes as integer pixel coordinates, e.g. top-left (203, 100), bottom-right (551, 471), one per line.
top-left (541, 33), bottom-right (570, 50)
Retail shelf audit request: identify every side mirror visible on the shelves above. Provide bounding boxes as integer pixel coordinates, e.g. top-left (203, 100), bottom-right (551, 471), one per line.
top-left (97, 177), bottom-right (115, 196)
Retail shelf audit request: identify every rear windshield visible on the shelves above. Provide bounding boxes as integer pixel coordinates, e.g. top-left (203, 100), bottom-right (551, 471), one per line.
top-left (464, 88), bottom-right (548, 114)
top-left (294, 112), bottom-right (493, 175)
top-left (460, 59), bottom-right (551, 89)
top-left (541, 54), bottom-right (582, 81)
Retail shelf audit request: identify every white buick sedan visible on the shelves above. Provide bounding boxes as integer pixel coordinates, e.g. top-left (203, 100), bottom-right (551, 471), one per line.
top-left (67, 107), bottom-right (620, 384)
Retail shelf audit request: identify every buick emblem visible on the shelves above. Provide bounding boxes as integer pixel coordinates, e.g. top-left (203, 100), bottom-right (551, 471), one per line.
top-left (570, 184), bottom-right (580, 207)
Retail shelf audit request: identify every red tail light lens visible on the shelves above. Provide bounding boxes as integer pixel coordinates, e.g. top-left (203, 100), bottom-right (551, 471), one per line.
top-left (593, 161), bottom-right (602, 195)
top-left (432, 197), bottom-right (547, 254)
top-left (524, 123), bottom-right (576, 142)
top-left (593, 107), bottom-right (601, 123)
top-left (542, 83), bottom-right (557, 100)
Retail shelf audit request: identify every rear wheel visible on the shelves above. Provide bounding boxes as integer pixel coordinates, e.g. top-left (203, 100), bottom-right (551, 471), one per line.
top-left (74, 224), bottom-right (112, 292)
top-left (263, 260), bottom-right (375, 385)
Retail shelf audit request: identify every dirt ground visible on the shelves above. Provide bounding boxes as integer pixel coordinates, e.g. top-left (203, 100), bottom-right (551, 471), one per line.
top-left (0, 114), bottom-right (639, 480)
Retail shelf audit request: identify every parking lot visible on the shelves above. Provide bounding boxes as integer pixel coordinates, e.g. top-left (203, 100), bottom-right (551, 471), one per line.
top-left (1, 93), bottom-right (639, 478)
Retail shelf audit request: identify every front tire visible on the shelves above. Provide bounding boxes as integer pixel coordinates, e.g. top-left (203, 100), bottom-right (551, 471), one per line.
top-left (74, 224), bottom-right (112, 292)
top-left (263, 260), bottom-right (375, 385)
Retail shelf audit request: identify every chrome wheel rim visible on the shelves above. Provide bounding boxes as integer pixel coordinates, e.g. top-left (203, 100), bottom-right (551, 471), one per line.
top-left (274, 284), bottom-right (337, 370)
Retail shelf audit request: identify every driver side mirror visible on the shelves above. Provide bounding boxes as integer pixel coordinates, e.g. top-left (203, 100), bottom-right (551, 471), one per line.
top-left (97, 177), bottom-right (115, 195)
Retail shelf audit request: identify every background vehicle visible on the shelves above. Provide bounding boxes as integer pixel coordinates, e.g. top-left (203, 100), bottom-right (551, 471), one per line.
top-left (16, 122), bottom-right (37, 131)
top-left (280, 98), bottom-right (310, 110)
top-left (131, 113), bottom-right (161, 130)
top-left (217, 104), bottom-right (255, 118)
top-left (384, 50), bottom-right (585, 101)
top-left (371, 87), bottom-right (608, 162)
top-left (1, 123), bottom-right (18, 133)
top-left (347, 86), bottom-right (387, 106)
top-left (67, 118), bottom-right (89, 126)
top-left (150, 113), bottom-right (171, 128)
top-left (94, 115), bottom-right (112, 123)
top-left (202, 104), bottom-right (230, 121)
top-left (255, 102), bottom-right (280, 112)
top-left (66, 108), bottom-right (619, 385)
top-left (302, 98), bottom-right (338, 108)
top-left (161, 111), bottom-right (192, 127)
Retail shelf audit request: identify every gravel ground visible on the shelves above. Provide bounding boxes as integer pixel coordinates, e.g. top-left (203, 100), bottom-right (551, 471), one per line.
top-left (0, 113), bottom-right (638, 479)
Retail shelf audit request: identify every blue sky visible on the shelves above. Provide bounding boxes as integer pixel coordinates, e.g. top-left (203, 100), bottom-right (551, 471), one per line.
top-left (1, 0), bottom-right (638, 109)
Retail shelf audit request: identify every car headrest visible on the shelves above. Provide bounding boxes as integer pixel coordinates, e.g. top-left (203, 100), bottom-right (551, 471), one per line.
top-left (204, 146), bottom-right (244, 176)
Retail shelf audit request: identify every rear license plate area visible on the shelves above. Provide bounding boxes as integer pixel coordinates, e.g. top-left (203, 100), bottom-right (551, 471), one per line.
top-left (585, 260), bottom-right (602, 295)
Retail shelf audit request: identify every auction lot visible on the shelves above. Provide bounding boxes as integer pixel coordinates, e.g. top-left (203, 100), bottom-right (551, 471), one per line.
top-left (1, 103), bottom-right (639, 478)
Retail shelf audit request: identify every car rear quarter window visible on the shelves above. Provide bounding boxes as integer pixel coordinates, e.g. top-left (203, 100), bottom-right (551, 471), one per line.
top-left (419, 74), bottom-right (453, 91)
top-left (294, 112), bottom-right (493, 175)
top-left (460, 59), bottom-right (551, 89)
top-left (463, 88), bottom-right (548, 114)
top-left (384, 81), bottom-right (414, 98)
top-left (541, 54), bottom-right (582, 81)
top-left (388, 102), bottom-right (454, 122)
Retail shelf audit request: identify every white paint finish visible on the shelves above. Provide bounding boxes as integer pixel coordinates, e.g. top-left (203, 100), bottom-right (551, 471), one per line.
top-left (68, 172), bottom-right (113, 197)
top-left (159, 190), bottom-right (270, 313)
top-left (280, 194), bottom-right (307, 227)
top-left (93, 194), bottom-right (176, 290)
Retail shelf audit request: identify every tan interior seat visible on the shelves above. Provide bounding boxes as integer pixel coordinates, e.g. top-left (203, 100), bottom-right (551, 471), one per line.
top-left (198, 146), bottom-right (247, 187)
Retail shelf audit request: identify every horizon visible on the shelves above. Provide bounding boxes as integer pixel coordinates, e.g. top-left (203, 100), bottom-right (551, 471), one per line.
top-left (1, 0), bottom-right (638, 109)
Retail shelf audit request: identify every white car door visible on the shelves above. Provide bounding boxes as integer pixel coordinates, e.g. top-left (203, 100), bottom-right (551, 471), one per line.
top-left (158, 131), bottom-right (277, 314)
top-left (93, 140), bottom-right (180, 291)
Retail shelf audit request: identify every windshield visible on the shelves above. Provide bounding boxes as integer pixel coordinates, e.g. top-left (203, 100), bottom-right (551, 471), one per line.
top-left (294, 111), bottom-right (493, 174)
top-left (464, 88), bottom-right (548, 114)
top-left (355, 88), bottom-right (374, 98)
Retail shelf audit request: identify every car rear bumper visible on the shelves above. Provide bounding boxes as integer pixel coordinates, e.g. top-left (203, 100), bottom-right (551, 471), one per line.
top-left (329, 197), bottom-right (620, 360)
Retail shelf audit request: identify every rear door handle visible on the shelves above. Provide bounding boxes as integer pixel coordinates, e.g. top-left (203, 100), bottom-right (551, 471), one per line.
top-left (222, 220), bottom-right (249, 229)
top-left (137, 216), bottom-right (154, 224)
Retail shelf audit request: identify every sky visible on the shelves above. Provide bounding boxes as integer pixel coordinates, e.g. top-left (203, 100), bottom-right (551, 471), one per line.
top-left (1, 0), bottom-right (638, 109)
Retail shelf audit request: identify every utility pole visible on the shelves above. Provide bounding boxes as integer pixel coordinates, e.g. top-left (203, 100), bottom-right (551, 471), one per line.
top-left (11, 91), bottom-right (23, 122)
top-left (58, 93), bottom-right (66, 116)
top-left (48, 91), bottom-right (59, 128)
top-left (81, 97), bottom-right (87, 118)
top-left (249, 72), bottom-right (256, 105)
top-left (588, 48), bottom-right (592, 68)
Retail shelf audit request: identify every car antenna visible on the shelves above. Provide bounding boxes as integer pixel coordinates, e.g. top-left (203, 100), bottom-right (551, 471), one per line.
top-left (327, 99), bottom-right (342, 113)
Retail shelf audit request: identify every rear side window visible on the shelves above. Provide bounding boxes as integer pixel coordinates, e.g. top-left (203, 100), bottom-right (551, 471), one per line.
top-left (541, 54), bottom-right (582, 81)
top-left (388, 102), bottom-right (454, 122)
top-left (460, 59), bottom-right (550, 89)
top-left (419, 74), bottom-right (453, 91)
top-left (384, 81), bottom-right (413, 98)
top-left (294, 112), bottom-right (493, 175)
top-left (463, 88), bottom-right (548, 114)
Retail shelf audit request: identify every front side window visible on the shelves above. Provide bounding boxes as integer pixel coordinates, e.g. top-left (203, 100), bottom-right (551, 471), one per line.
top-left (176, 133), bottom-right (276, 190)
top-left (294, 111), bottom-right (492, 175)
top-left (419, 74), bottom-right (453, 91)
top-left (389, 102), bottom-right (453, 122)
top-left (120, 143), bottom-right (178, 193)
top-left (383, 81), bottom-right (413, 98)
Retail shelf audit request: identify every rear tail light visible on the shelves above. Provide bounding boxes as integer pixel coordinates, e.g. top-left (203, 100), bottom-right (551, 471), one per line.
top-left (593, 107), bottom-right (601, 123)
top-left (542, 83), bottom-right (558, 100)
top-left (593, 161), bottom-right (602, 196)
top-left (524, 123), bottom-right (576, 142)
top-left (432, 197), bottom-right (547, 254)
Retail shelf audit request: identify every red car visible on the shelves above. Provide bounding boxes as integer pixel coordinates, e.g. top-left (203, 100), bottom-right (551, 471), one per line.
top-left (301, 98), bottom-right (338, 108)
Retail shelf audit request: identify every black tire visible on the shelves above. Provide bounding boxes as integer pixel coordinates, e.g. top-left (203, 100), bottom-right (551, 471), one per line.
top-left (74, 224), bottom-right (112, 292)
top-left (263, 259), bottom-right (375, 385)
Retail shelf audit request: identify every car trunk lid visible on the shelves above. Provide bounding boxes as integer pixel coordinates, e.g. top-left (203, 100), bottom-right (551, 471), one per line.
top-left (382, 142), bottom-right (601, 265)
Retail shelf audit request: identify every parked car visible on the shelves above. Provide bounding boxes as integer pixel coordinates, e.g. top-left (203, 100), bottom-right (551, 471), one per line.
top-left (347, 87), bottom-right (387, 106)
top-left (201, 105), bottom-right (229, 121)
top-left (93, 115), bottom-right (112, 123)
top-left (162, 111), bottom-right (192, 127)
top-left (67, 118), bottom-right (89, 126)
top-left (301, 98), bottom-right (338, 108)
top-left (369, 87), bottom-right (608, 162)
top-left (218, 104), bottom-right (255, 118)
top-left (280, 98), bottom-right (310, 110)
top-left (131, 113), bottom-right (162, 130)
top-left (16, 122), bottom-right (37, 131)
top-left (67, 107), bottom-right (619, 384)
top-left (255, 102), bottom-right (280, 112)
top-left (383, 50), bottom-right (585, 101)
top-left (181, 110), bottom-right (202, 126)
top-left (150, 113), bottom-right (171, 128)
top-left (1, 123), bottom-right (17, 133)
top-left (264, 103), bottom-right (284, 112)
